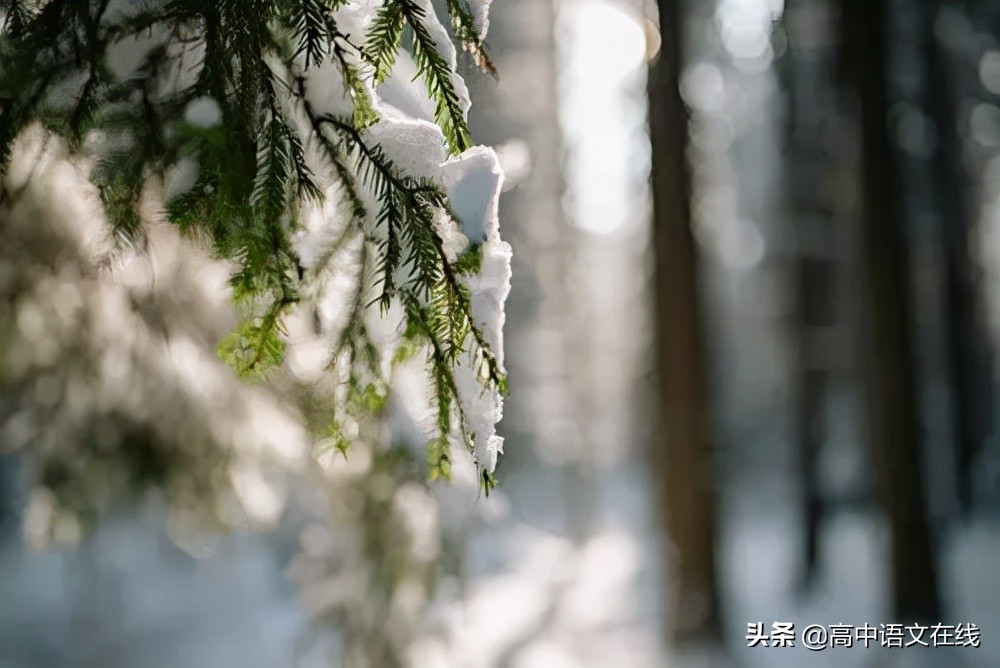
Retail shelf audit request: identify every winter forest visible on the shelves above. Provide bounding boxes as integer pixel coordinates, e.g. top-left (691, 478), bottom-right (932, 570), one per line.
top-left (0, 0), bottom-right (999, 667)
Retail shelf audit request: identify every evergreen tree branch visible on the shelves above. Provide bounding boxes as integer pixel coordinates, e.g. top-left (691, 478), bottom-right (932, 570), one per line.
top-left (365, 1), bottom-right (404, 84)
top-left (444, 0), bottom-right (496, 77)
top-left (1, 0), bottom-right (505, 483)
top-left (377, 0), bottom-right (472, 154)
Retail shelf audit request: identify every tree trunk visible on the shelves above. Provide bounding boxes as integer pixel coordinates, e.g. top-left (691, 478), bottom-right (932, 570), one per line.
top-left (780, 0), bottom-right (841, 591)
top-left (841, 0), bottom-right (942, 622)
top-left (919, 1), bottom-right (993, 518)
top-left (648, 0), bottom-right (723, 648)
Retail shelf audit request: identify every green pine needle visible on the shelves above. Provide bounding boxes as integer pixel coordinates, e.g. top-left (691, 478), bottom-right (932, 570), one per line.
top-left (0, 0), bottom-right (505, 480)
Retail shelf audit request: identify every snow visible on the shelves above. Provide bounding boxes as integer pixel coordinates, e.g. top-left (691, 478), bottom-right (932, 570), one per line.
top-left (363, 115), bottom-right (448, 179)
top-left (458, 232), bottom-right (512, 472)
top-left (300, 58), bottom-right (356, 119)
top-left (183, 97), bottom-right (222, 127)
top-left (289, 0), bottom-right (512, 472)
top-left (373, 54), bottom-right (438, 122)
top-left (0, 3), bottom-right (515, 666)
top-left (468, 0), bottom-right (494, 37)
top-left (0, 129), bottom-right (310, 541)
top-left (433, 147), bottom-right (512, 471)
top-left (408, 0), bottom-right (473, 120)
top-left (441, 146), bottom-right (504, 244)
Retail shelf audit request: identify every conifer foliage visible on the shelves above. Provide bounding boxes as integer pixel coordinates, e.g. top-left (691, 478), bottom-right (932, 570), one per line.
top-left (0, 0), bottom-right (508, 489)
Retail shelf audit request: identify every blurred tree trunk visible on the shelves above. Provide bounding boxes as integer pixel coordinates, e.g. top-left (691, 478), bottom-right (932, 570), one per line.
top-left (648, 0), bottom-right (723, 648)
top-left (780, 0), bottom-right (840, 591)
top-left (0, 455), bottom-right (18, 540)
top-left (919, 1), bottom-right (993, 517)
top-left (841, 0), bottom-right (942, 621)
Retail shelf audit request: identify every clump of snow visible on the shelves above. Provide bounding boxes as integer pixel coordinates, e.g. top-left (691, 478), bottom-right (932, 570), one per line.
top-left (467, 0), bottom-right (494, 37)
top-left (364, 116), bottom-right (449, 180)
top-left (440, 148), bottom-right (511, 472)
top-left (184, 97), bottom-right (222, 127)
top-left (291, 0), bottom-right (511, 472)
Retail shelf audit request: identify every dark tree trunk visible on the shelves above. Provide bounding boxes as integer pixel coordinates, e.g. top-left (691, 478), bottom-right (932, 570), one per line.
top-left (648, 0), bottom-right (723, 648)
top-left (780, 0), bottom-right (842, 591)
top-left (919, 1), bottom-right (993, 518)
top-left (841, 0), bottom-right (942, 622)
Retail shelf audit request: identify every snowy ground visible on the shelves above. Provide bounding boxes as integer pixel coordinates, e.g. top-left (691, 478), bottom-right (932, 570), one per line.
top-left (0, 458), bottom-right (997, 668)
top-left (722, 505), bottom-right (1000, 668)
top-left (0, 507), bottom-right (331, 668)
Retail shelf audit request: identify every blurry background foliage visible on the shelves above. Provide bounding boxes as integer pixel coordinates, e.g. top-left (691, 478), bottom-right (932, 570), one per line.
top-left (0, 0), bottom-right (509, 527)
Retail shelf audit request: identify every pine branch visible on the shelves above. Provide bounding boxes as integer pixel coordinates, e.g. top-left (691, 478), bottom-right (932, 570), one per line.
top-left (318, 116), bottom-right (505, 391)
top-left (0, 0), bottom-right (77, 166)
top-left (340, 60), bottom-right (379, 128)
top-left (365, 1), bottom-right (404, 84)
top-left (393, 0), bottom-right (472, 154)
top-left (444, 0), bottom-right (496, 77)
top-left (375, 182), bottom-right (405, 309)
top-left (252, 110), bottom-right (292, 224)
top-left (295, 78), bottom-right (369, 226)
top-left (1, 1), bottom-right (39, 36)
top-left (402, 293), bottom-right (474, 455)
top-left (218, 292), bottom-right (298, 377)
top-left (283, 0), bottom-right (340, 69)
top-left (1, 0), bottom-right (506, 484)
